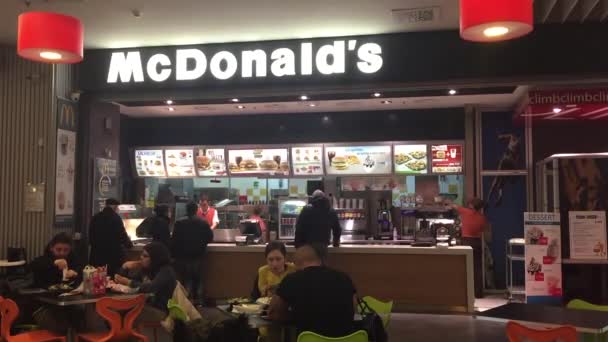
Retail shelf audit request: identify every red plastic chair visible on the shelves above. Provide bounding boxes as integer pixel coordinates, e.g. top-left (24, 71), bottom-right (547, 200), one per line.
top-left (506, 321), bottom-right (578, 342)
top-left (76, 295), bottom-right (148, 342)
top-left (0, 296), bottom-right (66, 342)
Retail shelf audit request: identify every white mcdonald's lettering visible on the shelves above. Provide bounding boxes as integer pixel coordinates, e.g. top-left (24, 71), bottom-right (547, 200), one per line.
top-left (106, 40), bottom-right (384, 84)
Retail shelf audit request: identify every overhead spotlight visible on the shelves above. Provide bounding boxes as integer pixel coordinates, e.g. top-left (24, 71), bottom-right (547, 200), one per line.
top-left (231, 98), bottom-right (239, 103)
top-left (373, 92), bottom-right (382, 98)
top-left (300, 95), bottom-right (309, 101)
top-left (381, 100), bottom-right (392, 104)
top-left (236, 105), bottom-right (245, 109)
top-left (552, 107), bottom-right (562, 114)
top-left (448, 89), bottom-right (457, 95)
top-left (165, 100), bottom-right (173, 105)
top-left (168, 107), bottom-right (175, 111)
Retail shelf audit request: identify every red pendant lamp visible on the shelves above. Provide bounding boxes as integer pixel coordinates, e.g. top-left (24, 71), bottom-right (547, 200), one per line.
top-left (17, 12), bottom-right (84, 64)
top-left (460, 0), bottom-right (533, 43)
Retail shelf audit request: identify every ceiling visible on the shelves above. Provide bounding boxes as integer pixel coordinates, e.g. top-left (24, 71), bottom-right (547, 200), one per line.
top-left (119, 86), bottom-right (528, 117)
top-left (1, 0), bottom-right (459, 49)
top-left (535, 0), bottom-right (608, 23)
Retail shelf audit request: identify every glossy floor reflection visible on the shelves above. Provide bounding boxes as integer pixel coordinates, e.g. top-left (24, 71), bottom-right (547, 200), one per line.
top-left (387, 312), bottom-right (508, 342)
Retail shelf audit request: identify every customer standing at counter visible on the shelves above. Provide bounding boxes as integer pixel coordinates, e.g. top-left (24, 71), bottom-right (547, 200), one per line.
top-left (451, 198), bottom-right (489, 298)
top-left (171, 201), bottom-right (214, 305)
top-left (295, 190), bottom-right (342, 250)
top-left (197, 194), bottom-right (219, 229)
top-left (89, 198), bottom-right (133, 275)
top-left (136, 204), bottom-right (171, 248)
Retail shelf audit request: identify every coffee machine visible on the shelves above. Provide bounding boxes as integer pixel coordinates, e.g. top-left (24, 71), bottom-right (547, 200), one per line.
top-left (375, 199), bottom-right (393, 240)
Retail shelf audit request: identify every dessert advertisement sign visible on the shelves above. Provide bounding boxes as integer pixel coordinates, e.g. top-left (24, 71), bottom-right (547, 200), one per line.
top-left (325, 145), bottom-right (392, 175)
top-left (227, 148), bottom-right (290, 176)
top-left (524, 212), bottom-right (562, 304)
top-left (55, 98), bottom-right (77, 226)
top-left (568, 211), bottom-right (607, 260)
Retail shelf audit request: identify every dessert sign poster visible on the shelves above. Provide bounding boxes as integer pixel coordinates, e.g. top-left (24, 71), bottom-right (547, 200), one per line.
top-left (524, 212), bottom-right (562, 304)
top-left (55, 98), bottom-right (77, 226)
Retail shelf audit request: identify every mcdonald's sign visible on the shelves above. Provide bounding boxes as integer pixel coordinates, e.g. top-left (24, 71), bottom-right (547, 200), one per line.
top-left (57, 98), bottom-right (78, 131)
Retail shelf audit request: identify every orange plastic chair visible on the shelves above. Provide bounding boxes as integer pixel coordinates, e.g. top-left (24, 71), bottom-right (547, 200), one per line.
top-left (0, 296), bottom-right (66, 342)
top-left (76, 295), bottom-right (148, 342)
top-left (506, 321), bottom-right (578, 342)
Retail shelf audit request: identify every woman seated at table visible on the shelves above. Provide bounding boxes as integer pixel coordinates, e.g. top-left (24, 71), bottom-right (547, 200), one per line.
top-left (253, 241), bottom-right (296, 300)
top-left (30, 232), bottom-right (83, 333)
top-left (114, 242), bottom-right (177, 323)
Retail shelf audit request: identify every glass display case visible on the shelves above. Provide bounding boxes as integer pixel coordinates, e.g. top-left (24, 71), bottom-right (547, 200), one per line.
top-left (116, 204), bottom-right (152, 242)
top-left (278, 197), bottom-right (308, 240)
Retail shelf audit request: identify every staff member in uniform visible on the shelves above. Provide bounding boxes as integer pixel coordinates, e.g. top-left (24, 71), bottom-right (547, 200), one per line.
top-left (89, 198), bottom-right (133, 275)
top-left (196, 194), bottom-right (219, 229)
top-left (451, 198), bottom-right (489, 298)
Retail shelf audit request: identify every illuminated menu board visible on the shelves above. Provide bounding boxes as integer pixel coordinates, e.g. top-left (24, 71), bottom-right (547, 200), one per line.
top-left (164, 149), bottom-right (195, 177)
top-left (134, 149), bottom-right (166, 177)
top-left (195, 148), bottom-right (227, 177)
top-left (431, 144), bottom-right (463, 173)
top-left (325, 145), bottom-right (392, 175)
top-left (291, 146), bottom-right (323, 176)
top-left (227, 148), bottom-right (290, 176)
top-left (394, 144), bottom-right (428, 174)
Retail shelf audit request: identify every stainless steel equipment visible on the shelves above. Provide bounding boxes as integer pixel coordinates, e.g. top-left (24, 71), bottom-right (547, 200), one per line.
top-left (376, 199), bottom-right (393, 240)
top-left (116, 204), bottom-right (153, 242)
top-left (212, 228), bottom-right (241, 243)
top-left (414, 206), bottom-right (459, 246)
top-left (332, 197), bottom-right (367, 241)
top-left (278, 197), bottom-right (307, 240)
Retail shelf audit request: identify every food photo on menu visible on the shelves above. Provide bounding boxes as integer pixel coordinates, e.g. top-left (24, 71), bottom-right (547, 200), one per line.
top-left (431, 144), bottom-right (463, 173)
top-left (326, 145), bottom-right (392, 175)
top-left (291, 146), bottom-right (323, 175)
top-left (196, 148), bottom-right (227, 176)
top-left (227, 149), bottom-right (290, 176)
top-left (394, 144), bottom-right (428, 174)
top-left (134, 150), bottom-right (166, 177)
top-left (164, 149), bottom-right (195, 177)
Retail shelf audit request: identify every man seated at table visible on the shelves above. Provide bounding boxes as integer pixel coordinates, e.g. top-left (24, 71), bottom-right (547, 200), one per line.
top-left (268, 244), bottom-right (357, 338)
top-left (30, 232), bottom-right (83, 333)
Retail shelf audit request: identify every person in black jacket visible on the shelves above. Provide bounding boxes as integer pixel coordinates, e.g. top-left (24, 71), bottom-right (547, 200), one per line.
top-left (115, 242), bottom-right (177, 339)
top-left (295, 190), bottom-right (342, 250)
top-left (30, 233), bottom-right (84, 333)
top-left (88, 198), bottom-right (133, 275)
top-left (171, 201), bottom-right (213, 305)
top-left (136, 204), bottom-right (171, 247)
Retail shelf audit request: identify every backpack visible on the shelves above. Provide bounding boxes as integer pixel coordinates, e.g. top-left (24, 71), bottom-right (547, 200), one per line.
top-left (356, 297), bottom-right (388, 342)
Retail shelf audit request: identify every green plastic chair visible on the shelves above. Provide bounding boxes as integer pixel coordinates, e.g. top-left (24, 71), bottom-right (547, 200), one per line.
top-left (297, 330), bottom-right (368, 342)
top-left (567, 299), bottom-right (608, 342)
top-left (167, 298), bottom-right (189, 322)
top-left (360, 296), bottom-right (393, 328)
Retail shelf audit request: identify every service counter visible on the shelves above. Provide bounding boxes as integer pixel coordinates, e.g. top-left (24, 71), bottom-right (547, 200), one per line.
top-left (201, 243), bottom-right (474, 313)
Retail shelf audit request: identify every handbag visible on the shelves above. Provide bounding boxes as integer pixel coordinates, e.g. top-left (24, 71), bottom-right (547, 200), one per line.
top-left (356, 297), bottom-right (388, 342)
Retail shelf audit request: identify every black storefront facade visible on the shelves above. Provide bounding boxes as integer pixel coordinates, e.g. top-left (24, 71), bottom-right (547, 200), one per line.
top-left (75, 23), bottom-right (608, 301)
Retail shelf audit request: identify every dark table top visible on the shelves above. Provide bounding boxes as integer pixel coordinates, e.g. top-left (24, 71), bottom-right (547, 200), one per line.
top-left (475, 303), bottom-right (608, 334)
top-left (35, 292), bottom-right (142, 306)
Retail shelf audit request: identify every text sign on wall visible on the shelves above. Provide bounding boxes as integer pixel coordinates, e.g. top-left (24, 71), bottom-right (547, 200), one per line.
top-left (106, 39), bottom-right (383, 85)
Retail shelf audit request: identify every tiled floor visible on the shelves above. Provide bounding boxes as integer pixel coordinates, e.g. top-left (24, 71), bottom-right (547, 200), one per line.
top-left (387, 312), bottom-right (508, 342)
top-left (144, 297), bottom-right (512, 342)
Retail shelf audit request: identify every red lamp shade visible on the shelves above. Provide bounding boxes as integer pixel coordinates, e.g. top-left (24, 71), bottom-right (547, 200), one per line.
top-left (17, 12), bottom-right (84, 64)
top-left (460, 0), bottom-right (533, 43)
